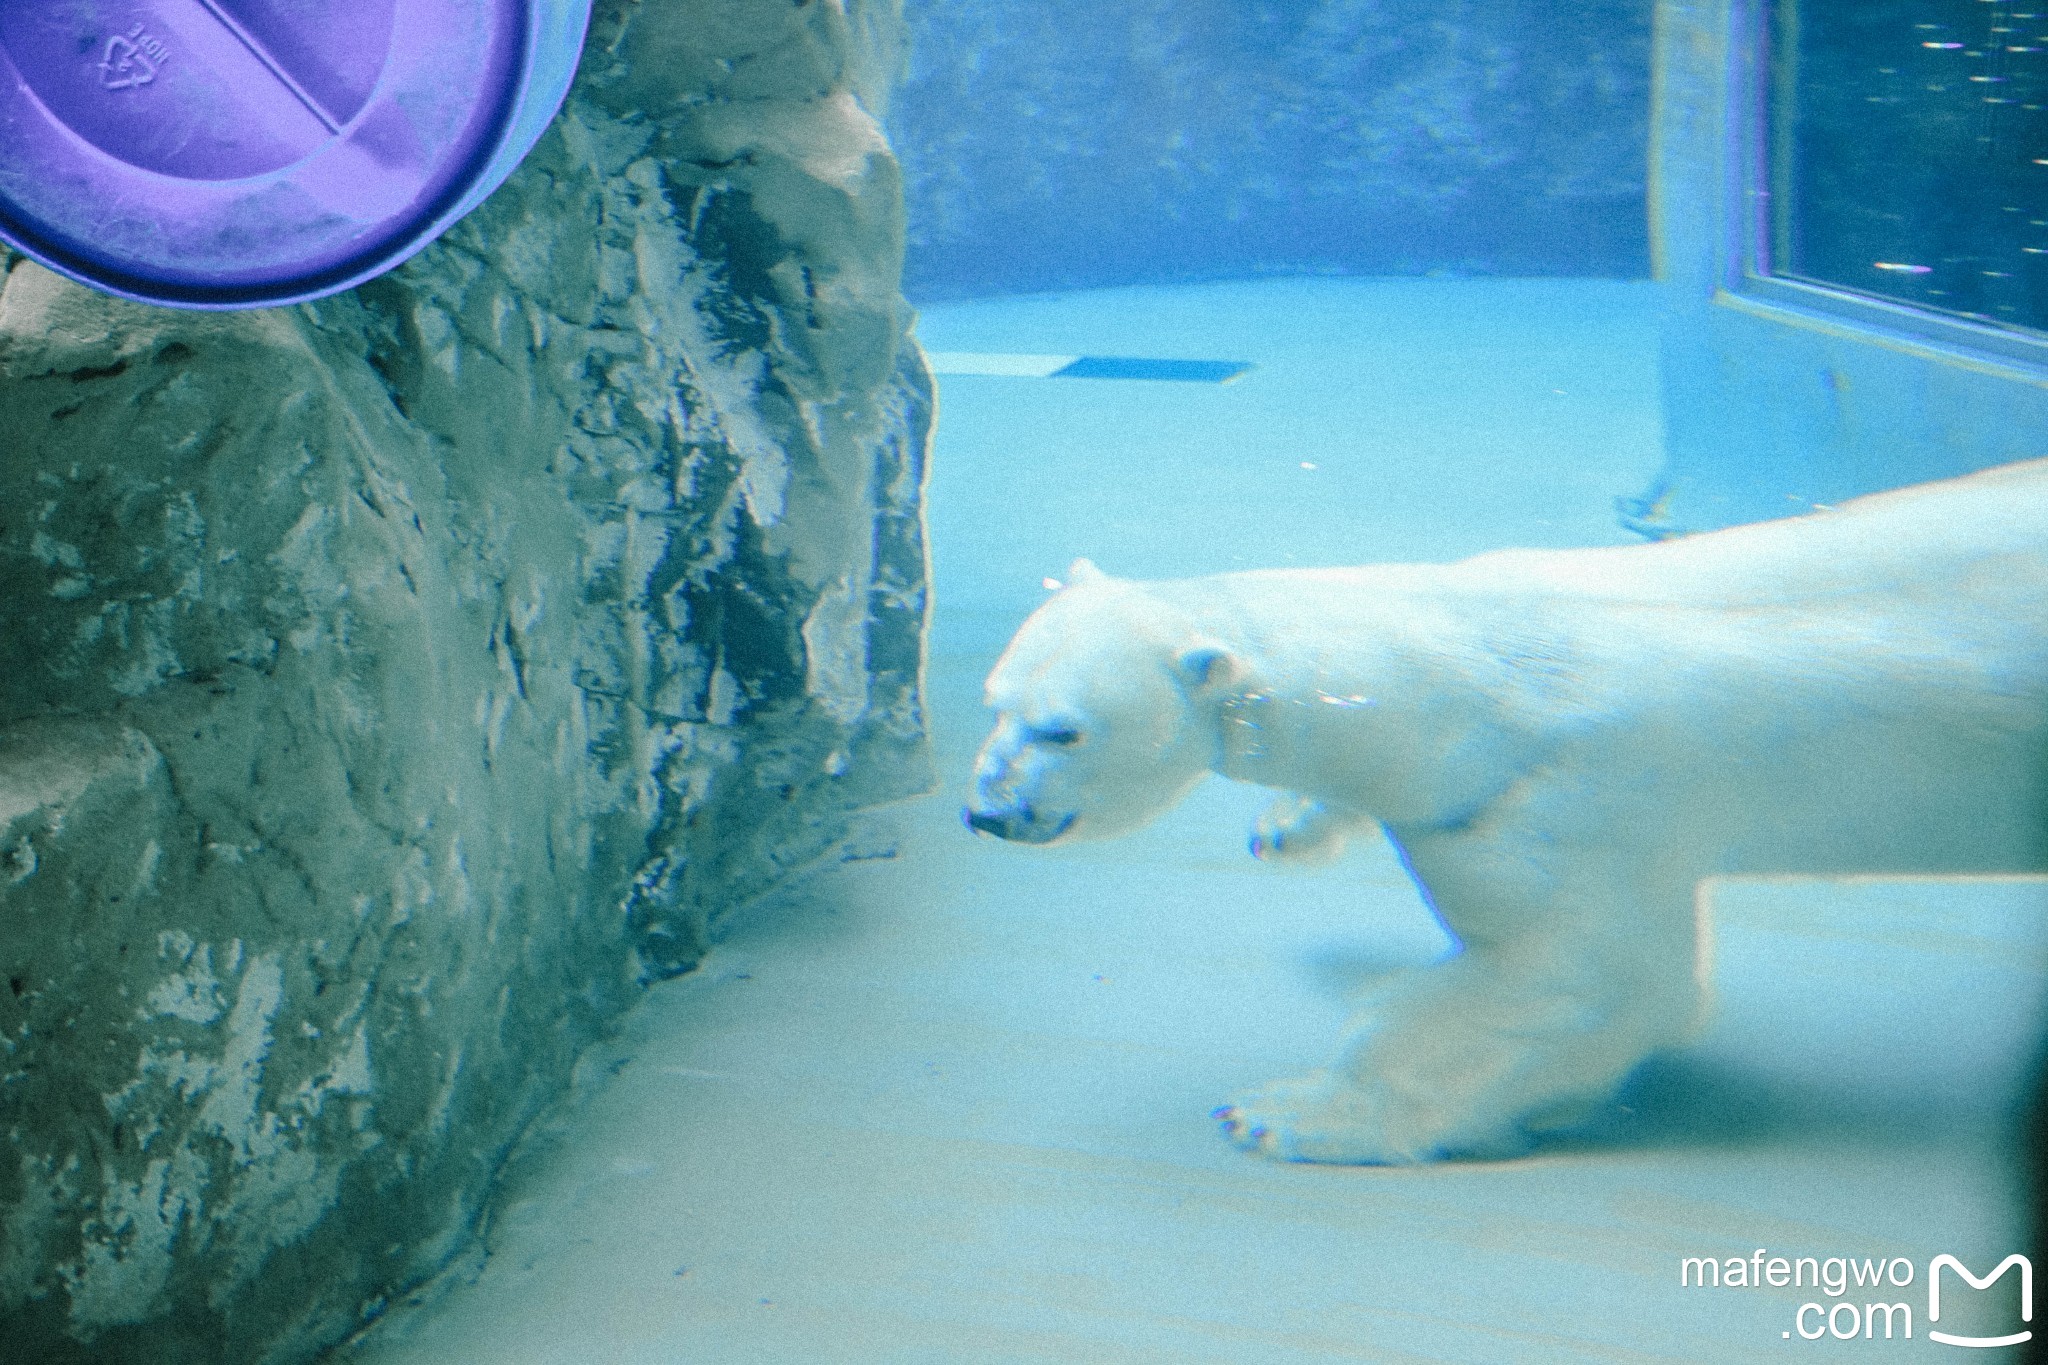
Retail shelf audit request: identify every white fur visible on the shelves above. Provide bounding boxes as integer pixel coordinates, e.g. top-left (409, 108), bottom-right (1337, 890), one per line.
top-left (966, 459), bottom-right (2048, 1163)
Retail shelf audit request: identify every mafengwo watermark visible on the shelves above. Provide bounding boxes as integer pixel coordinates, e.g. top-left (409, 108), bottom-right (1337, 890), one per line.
top-left (1681, 1249), bottom-right (2031, 1347)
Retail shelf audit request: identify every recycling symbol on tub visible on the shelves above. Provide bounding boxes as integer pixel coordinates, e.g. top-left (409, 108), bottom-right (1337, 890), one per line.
top-left (98, 23), bottom-right (167, 90)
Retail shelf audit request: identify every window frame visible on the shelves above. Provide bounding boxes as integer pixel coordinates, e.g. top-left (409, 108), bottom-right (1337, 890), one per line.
top-left (1718, 0), bottom-right (2048, 371)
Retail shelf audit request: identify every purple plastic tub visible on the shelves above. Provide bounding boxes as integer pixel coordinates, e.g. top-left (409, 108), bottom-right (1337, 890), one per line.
top-left (0, 1), bottom-right (592, 309)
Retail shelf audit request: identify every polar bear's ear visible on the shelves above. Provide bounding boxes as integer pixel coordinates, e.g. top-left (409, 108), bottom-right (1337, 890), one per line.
top-left (1175, 643), bottom-right (1242, 692)
top-left (1064, 558), bottom-right (1108, 588)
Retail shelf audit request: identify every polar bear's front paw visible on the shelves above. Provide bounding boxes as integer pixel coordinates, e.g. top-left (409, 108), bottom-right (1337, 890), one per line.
top-left (1248, 796), bottom-right (1349, 866)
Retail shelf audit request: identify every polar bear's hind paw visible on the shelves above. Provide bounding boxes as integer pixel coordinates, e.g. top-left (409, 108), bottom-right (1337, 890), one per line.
top-left (1215, 1078), bottom-right (1413, 1164)
top-left (1216, 1077), bottom-right (1533, 1164)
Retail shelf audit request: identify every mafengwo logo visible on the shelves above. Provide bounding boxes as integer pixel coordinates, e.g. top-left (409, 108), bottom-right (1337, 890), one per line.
top-left (1680, 1249), bottom-right (2031, 1347)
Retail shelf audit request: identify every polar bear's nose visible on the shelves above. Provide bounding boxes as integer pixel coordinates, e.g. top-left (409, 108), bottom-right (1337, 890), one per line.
top-left (963, 805), bottom-right (1075, 842)
top-left (965, 808), bottom-right (1013, 838)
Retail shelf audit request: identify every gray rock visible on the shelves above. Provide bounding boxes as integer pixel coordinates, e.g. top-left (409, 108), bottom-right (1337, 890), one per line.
top-left (0, 2), bottom-right (930, 1361)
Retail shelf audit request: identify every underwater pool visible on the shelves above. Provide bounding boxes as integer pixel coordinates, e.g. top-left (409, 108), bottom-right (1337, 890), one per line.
top-left (336, 279), bottom-right (2043, 1364)
top-left (6, 4), bottom-right (2045, 1362)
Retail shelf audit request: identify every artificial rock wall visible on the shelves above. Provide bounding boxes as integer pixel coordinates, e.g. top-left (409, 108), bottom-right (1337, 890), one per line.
top-left (0, 3), bottom-right (930, 1362)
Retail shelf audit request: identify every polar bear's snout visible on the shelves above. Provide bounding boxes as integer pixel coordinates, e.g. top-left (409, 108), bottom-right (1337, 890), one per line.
top-left (964, 744), bottom-right (1078, 843)
top-left (962, 803), bottom-right (1075, 842)
top-left (964, 807), bottom-right (1013, 838)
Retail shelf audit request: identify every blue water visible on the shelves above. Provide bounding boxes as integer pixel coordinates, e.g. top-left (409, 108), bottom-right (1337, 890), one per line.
top-left (917, 277), bottom-right (1663, 668)
top-left (340, 276), bottom-right (2042, 1364)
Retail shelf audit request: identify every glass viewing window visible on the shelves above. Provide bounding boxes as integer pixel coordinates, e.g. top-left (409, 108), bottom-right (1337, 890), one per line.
top-left (1766, 0), bottom-right (2048, 339)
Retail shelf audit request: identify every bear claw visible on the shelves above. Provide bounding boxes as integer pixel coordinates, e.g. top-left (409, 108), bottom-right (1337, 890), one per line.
top-left (1213, 1103), bottom-right (1277, 1153)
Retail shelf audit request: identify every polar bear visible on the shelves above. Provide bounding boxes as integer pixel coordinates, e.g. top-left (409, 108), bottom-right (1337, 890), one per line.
top-left (965, 458), bottom-right (2048, 1163)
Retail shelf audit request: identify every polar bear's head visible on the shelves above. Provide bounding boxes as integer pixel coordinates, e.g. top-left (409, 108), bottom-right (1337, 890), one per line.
top-left (965, 560), bottom-right (1241, 845)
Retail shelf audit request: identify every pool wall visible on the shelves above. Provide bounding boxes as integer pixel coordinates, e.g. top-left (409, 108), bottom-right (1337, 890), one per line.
top-left (891, 0), bottom-right (1654, 301)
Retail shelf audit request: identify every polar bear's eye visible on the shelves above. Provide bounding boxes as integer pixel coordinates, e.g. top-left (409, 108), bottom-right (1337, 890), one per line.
top-left (1034, 725), bottom-right (1084, 748)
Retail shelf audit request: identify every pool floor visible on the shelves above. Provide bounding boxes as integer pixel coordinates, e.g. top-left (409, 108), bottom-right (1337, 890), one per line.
top-left (336, 279), bottom-right (2039, 1364)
